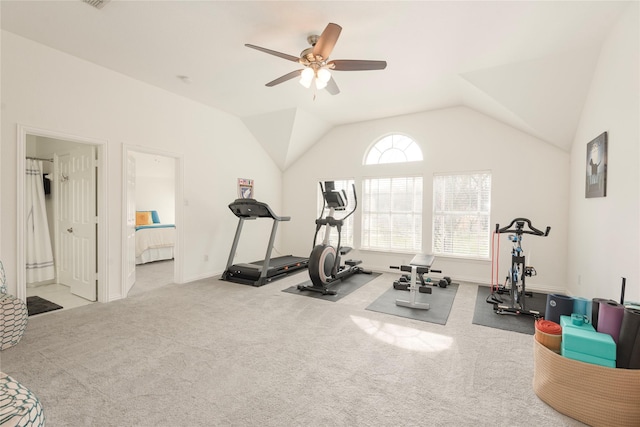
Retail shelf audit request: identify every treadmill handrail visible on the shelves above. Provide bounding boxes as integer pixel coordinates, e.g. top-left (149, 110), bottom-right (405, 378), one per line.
top-left (228, 198), bottom-right (291, 221)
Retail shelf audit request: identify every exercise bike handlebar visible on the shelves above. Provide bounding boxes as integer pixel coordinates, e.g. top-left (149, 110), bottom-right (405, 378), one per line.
top-left (495, 217), bottom-right (551, 237)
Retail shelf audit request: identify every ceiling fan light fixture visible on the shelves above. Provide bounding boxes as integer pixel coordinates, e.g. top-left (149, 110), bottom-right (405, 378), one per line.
top-left (316, 68), bottom-right (331, 83)
top-left (246, 22), bottom-right (384, 96)
top-left (299, 68), bottom-right (314, 88)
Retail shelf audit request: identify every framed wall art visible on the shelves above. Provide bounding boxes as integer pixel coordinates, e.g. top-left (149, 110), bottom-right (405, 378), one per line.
top-left (585, 132), bottom-right (607, 198)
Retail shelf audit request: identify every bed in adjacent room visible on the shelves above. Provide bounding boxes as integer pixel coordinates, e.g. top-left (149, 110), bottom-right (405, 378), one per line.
top-left (135, 210), bottom-right (175, 265)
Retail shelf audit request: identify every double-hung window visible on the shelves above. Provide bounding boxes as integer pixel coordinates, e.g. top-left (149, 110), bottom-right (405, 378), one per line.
top-left (361, 176), bottom-right (423, 252)
top-left (432, 172), bottom-right (492, 259)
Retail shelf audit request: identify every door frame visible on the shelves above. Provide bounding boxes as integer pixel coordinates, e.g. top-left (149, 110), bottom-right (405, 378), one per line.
top-left (16, 124), bottom-right (108, 302)
top-left (121, 144), bottom-right (184, 297)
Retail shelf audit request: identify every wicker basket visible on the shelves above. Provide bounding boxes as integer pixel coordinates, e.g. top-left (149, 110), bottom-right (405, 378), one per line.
top-left (534, 329), bottom-right (562, 353)
top-left (533, 338), bottom-right (640, 427)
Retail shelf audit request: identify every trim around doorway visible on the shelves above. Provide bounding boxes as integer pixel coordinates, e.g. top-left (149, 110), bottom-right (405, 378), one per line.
top-left (121, 144), bottom-right (184, 298)
top-left (16, 124), bottom-right (108, 302)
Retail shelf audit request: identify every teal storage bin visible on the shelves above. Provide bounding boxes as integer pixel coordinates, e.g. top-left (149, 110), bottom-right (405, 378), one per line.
top-left (561, 344), bottom-right (616, 368)
top-left (562, 326), bottom-right (616, 360)
top-left (559, 315), bottom-right (595, 332)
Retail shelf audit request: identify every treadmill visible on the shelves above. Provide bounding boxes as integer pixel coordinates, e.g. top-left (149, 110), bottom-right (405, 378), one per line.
top-left (221, 198), bottom-right (308, 287)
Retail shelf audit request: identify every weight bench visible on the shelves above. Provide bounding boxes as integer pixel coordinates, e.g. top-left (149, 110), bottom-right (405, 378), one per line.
top-left (394, 254), bottom-right (435, 310)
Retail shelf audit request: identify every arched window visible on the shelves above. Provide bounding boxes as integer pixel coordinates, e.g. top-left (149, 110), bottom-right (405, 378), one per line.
top-left (364, 134), bottom-right (423, 165)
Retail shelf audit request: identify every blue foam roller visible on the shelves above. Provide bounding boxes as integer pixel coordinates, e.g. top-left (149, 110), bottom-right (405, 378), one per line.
top-left (573, 297), bottom-right (591, 320)
top-left (546, 294), bottom-right (574, 324)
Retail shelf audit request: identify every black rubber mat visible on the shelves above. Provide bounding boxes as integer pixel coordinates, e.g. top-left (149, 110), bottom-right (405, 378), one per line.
top-left (27, 296), bottom-right (63, 316)
top-left (366, 283), bottom-right (458, 325)
top-left (283, 272), bottom-right (381, 302)
top-left (472, 285), bottom-right (547, 335)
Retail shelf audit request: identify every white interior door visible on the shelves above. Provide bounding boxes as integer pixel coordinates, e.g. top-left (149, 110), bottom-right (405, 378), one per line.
top-left (124, 153), bottom-right (136, 296)
top-left (56, 145), bottom-right (97, 301)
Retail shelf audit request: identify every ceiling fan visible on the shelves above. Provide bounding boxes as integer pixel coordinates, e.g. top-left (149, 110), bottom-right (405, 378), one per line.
top-left (245, 23), bottom-right (387, 95)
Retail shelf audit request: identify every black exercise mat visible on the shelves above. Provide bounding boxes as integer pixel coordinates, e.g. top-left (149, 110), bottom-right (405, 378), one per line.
top-left (283, 272), bottom-right (381, 302)
top-left (365, 283), bottom-right (459, 325)
top-left (472, 285), bottom-right (547, 335)
top-left (27, 296), bottom-right (63, 316)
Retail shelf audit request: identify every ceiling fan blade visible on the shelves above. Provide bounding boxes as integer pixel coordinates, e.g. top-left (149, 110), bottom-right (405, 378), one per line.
top-left (312, 23), bottom-right (342, 61)
top-left (325, 77), bottom-right (340, 95)
top-left (329, 60), bottom-right (387, 71)
top-left (265, 69), bottom-right (303, 87)
top-left (245, 44), bottom-right (300, 63)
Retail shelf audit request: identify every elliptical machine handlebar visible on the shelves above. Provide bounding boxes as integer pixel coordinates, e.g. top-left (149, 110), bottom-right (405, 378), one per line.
top-left (316, 182), bottom-right (358, 221)
top-left (312, 181), bottom-right (358, 254)
top-left (341, 183), bottom-right (358, 222)
top-left (495, 217), bottom-right (550, 237)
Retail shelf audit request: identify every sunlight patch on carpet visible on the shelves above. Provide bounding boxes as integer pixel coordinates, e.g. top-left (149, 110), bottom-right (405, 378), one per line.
top-left (350, 315), bottom-right (453, 352)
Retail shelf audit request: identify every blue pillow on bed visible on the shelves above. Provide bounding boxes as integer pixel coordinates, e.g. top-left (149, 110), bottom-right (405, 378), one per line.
top-left (150, 210), bottom-right (160, 224)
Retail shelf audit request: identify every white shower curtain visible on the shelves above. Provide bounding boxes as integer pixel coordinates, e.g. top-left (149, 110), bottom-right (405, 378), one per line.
top-left (26, 159), bottom-right (55, 283)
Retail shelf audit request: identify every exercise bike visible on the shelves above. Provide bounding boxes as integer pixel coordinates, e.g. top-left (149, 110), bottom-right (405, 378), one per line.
top-left (487, 218), bottom-right (550, 317)
top-left (298, 181), bottom-right (371, 295)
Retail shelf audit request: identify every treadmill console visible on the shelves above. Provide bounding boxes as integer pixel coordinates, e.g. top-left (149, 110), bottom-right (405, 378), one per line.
top-left (228, 198), bottom-right (289, 221)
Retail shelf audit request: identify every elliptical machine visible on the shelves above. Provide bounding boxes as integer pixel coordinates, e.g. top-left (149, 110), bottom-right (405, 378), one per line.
top-left (298, 181), bottom-right (371, 295)
top-left (487, 218), bottom-right (550, 317)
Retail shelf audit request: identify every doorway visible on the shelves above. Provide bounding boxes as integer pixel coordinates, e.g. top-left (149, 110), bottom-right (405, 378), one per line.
top-left (16, 125), bottom-right (107, 306)
top-left (122, 145), bottom-right (183, 298)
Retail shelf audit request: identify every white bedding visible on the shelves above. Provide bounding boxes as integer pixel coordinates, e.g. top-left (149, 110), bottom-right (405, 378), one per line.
top-left (136, 246), bottom-right (173, 265)
top-left (136, 225), bottom-right (175, 259)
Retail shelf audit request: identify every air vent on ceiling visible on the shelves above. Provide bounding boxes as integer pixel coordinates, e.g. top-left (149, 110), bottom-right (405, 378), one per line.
top-left (82, 0), bottom-right (110, 9)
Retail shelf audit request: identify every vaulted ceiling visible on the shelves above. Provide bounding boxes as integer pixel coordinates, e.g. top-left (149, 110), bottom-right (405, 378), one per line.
top-left (1, 1), bottom-right (631, 169)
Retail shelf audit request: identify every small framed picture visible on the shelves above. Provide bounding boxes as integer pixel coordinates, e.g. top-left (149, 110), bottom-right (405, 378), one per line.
top-left (585, 132), bottom-right (607, 198)
top-left (238, 178), bottom-right (254, 199)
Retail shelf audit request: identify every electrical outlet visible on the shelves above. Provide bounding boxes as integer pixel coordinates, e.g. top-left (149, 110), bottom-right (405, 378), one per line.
top-left (577, 275), bottom-right (581, 285)
top-left (204, 254), bottom-right (209, 262)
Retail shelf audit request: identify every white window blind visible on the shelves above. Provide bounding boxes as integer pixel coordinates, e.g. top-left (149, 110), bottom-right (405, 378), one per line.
top-left (316, 180), bottom-right (355, 248)
top-left (361, 177), bottom-right (422, 252)
top-left (432, 172), bottom-right (492, 259)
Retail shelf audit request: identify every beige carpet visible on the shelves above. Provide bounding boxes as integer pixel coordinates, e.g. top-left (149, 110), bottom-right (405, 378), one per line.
top-left (128, 260), bottom-right (174, 297)
top-left (0, 270), bottom-right (585, 426)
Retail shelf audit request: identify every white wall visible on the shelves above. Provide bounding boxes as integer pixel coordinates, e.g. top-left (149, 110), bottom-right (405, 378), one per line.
top-left (1, 31), bottom-right (282, 299)
top-left (568, 2), bottom-right (640, 303)
top-left (283, 106), bottom-right (570, 293)
top-left (132, 151), bottom-right (175, 224)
